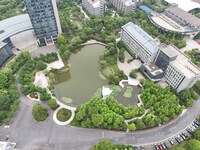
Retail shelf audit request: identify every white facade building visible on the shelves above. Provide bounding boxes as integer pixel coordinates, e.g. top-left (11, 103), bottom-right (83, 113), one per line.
top-left (121, 22), bottom-right (159, 63)
top-left (82, 0), bottom-right (106, 16)
top-left (110, 0), bottom-right (137, 13)
top-left (163, 46), bottom-right (200, 92)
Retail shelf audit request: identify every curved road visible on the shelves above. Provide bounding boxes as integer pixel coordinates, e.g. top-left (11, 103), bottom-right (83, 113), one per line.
top-left (1, 60), bottom-right (200, 149)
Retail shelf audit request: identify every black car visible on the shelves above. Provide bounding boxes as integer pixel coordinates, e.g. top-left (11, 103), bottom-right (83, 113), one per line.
top-left (175, 137), bottom-right (181, 144)
top-left (194, 120), bottom-right (200, 126)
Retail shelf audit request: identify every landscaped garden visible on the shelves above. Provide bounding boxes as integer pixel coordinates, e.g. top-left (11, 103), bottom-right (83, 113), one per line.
top-left (185, 48), bottom-right (200, 68)
top-left (57, 108), bottom-right (72, 122)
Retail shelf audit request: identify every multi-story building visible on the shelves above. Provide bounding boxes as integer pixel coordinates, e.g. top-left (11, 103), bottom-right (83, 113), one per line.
top-left (0, 42), bottom-right (13, 67)
top-left (163, 46), bottom-right (200, 92)
top-left (82, 0), bottom-right (106, 16)
top-left (121, 22), bottom-right (159, 63)
top-left (24, 0), bottom-right (62, 45)
top-left (110, 0), bottom-right (137, 14)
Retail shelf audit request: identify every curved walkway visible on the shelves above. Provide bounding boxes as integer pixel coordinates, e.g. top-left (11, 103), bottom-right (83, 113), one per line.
top-left (53, 106), bottom-right (75, 126)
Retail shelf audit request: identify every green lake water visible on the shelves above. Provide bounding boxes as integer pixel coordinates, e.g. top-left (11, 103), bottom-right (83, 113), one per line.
top-left (54, 44), bottom-right (107, 106)
top-left (54, 44), bottom-right (140, 107)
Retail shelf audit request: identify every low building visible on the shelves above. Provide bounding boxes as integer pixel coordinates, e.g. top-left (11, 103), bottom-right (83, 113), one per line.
top-left (141, 63), bottom-right (164, 81)
top-left (164, 5), bottom-right (200, 31)
top-left (82, 0), bottom-right (106, 16)
top-left (121, 22), bottom-right (159, 63)
top-left (110, 0), bottom-right (137, 14)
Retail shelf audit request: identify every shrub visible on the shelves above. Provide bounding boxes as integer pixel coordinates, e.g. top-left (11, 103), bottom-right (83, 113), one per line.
top-left (118, 48), bottom-right (125, 63)
top-left (40, 92), bottom-right (51, 101)
top-left (36, 60), bottom-right (47, 70)
top-left (48, 99), bottom-right (58, 110)
top-left (57, 108), bottom-right (71, 122)
top-left (32, 103), bottom-right (49, 122)
top-left (129, 69), bottom-right (138, 78)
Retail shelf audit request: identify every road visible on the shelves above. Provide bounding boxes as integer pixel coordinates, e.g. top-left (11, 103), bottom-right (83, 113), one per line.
top-left (1, 91), bottom-right (200, 150)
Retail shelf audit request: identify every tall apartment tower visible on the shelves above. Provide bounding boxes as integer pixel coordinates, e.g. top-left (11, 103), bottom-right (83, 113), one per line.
top-left (24, 0), bottom-right (62, 45)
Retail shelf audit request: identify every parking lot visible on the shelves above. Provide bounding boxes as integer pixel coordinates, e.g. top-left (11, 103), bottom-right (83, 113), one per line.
top-left (133, 119), bottom-right (200, 150)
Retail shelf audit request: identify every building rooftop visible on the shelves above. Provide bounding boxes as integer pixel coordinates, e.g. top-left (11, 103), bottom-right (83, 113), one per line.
top-left (160, 46), bottom-right (178, 58)
top-left (145, 63), bottom-right (164, 75)
top-left (166, 6), bottom-right (200, 27)
top-left (0, 14), bottom-right (33, 42)
top-left (123, 0), bottom-right (135, 6)
top-left (122, 22), bottom-right (159, 55)
top-left (168, 45), bottom-right (200, 78)
top-left (139, 5), bottom-right (153, 14)
top-left (88, 0), bottom-right (101, 8)
top-left (164, 0), bottom-right (200, 12)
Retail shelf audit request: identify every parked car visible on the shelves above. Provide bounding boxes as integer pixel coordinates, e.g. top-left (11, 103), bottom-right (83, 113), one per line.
top-left (192, 122), bottom-right (199, 128)
top-left (154, 144), bottom-right (159, 150)
top-left (134, 146), bottom-right (139, 150)
top-left (161, 142), bottom-right (167, 149)
top-left (181, 132), bottom-right (188, 139)
top-left (187, 128), bottom-right (193, 134)
top-left (194, 120), bottom-right (200, 126)
top-left (169, 139), bottom-right (174, 145)
top-left (158, 144), bottom-right (163, 150)
top-left (180, 133), bottom-right (186, 140)
top-left (140, 145), bottom-right (145, 150)
top-left (175, 137), bottom-right (181, 144)
top-left (163, 142), bottom-right (168, 149)
top-left (178, 135), bottom-right (184, 142)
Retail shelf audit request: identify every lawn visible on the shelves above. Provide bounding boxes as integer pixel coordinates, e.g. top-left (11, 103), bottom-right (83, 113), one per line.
top-left (123, 86), bottom-right (133, 98)
top-left (57, 108), bottom-right (72, 122)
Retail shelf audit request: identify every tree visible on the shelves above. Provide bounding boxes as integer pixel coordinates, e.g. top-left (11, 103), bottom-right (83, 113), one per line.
top-left (40, 92), bottom-right (51, 101)
top-left (92, 139), bottom-right (114, 150)
top-left (48, 99), bottom-right (58, 110)
top-left (0, 73), bottom-right (7, 88)
top-left (128, 123), bottom-right (136, 131)
top-left (194, 129), bottom-right (200, 140)
top-left (135, 119), bottom-right (145, 129)
top-left (36, 60), bottom-right (47, 70)
top-left (32, 103), bottom-right (49, 122)
top-left (92, 114), bottom-right (104, 127)
top-left (185, 139), bottom-right (200, 150)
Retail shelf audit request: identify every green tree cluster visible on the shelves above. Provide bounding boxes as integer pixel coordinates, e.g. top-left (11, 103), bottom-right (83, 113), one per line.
top-left (71, 96), bottom-right (144, 131)
top-left (177, 89), bottom-right (199, 107)
top-left (48, 99), bottom-right (58, 110)
top-left (92, 139), bottom-right (134, 150)
top-left (32, 103), bottom-right (49, 122)
top-left (0, 0), bottom-right (24, 21)
top-left (0, 52), bottom-right (31, 124)
top-left (140, 81), bottom-right (182, 126)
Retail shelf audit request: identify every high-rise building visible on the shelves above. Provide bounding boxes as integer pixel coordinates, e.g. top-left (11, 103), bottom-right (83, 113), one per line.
top-left (110, 0), bottom-right (137, 14)
top-left (24, 0), bottom-right (62, 45)
top-left (82, 0), bottom-right (106, 16)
